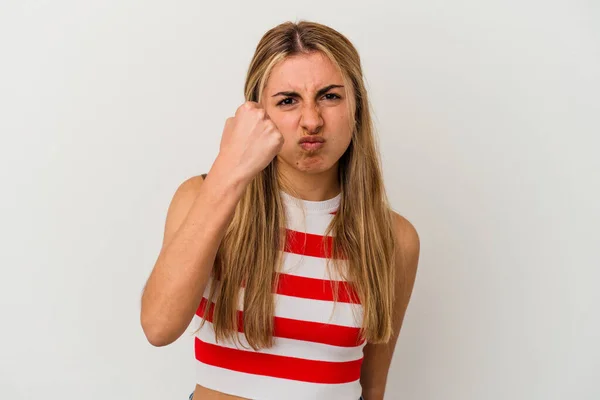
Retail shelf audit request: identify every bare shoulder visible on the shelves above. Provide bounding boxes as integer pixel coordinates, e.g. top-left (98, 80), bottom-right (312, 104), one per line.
top-left (168, 174), bottom-right (207, 212)
top-left (391, 211), bottom-right (420, 297)
top-left (391, 211), bottom-right (420, 262)
top-left (173, 174), bottom-right (206, 198)
top-left (161, 174), bottom-right (207, 248)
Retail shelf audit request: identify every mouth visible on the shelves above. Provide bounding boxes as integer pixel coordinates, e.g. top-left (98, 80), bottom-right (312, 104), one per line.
top-left (298, 137), bottom-right (325, 151)
top-left (299, 141), bottom-right (325, 151)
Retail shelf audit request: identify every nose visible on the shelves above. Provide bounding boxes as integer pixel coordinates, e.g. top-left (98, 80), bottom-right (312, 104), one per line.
top-left (300, 103), bottom-right (324, 134)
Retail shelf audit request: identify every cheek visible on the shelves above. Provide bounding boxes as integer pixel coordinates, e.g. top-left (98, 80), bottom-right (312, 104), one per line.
top-left (272, 113), bottom-right (300, 139)
top-left (331, 115), bottom-right (354, 154)
top-left (279, 112), bottom-right (300, 127)
top-left (326, 110), bottom-right (353, 137)
top-left (330, 133), bottom-right (352, 155)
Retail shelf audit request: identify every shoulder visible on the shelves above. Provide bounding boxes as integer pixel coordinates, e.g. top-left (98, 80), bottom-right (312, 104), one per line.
top-left (391, 211), bottom-right (420, 294)
top-left (168, 174), bottom-right (206, 210)
top-left (391, 211), bottom-right (420, 259)
top-left (173, 174), bottom-right (206, 198)
top-left (161, 174), bottom-right (207, 248)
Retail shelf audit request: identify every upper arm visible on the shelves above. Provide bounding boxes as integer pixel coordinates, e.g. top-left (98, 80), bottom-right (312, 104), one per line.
top-left (393, 212), bottom-right (420, 311)
top-left (360, 211), bottom-right (420, 398)
top-left (160, 174), bottom-right (207, 250)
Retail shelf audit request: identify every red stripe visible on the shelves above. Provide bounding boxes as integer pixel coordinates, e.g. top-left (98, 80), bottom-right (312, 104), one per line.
top-left (195, 336), bottom-right (363, 384)
top-left (196, 298), bottom-right (364, 347)
top-left (275, 273), bottom-right (360, 303)
top-left (284, 229), bottom-right (342, 259)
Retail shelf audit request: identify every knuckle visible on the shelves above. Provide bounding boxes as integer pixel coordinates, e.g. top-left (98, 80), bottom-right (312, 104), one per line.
top-left (236, 102), bottom-right (252, 114)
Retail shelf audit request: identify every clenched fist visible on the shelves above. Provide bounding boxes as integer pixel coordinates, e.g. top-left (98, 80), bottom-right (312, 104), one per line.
top-left (217, 101), bottom-right (284, 180)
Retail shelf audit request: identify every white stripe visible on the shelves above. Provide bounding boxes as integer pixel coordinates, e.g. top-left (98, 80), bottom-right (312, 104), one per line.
top-left (195, 361), bottom-right (362, 400)
top-left (202, 279), bottom-right (363, 328)
top-left (193, 316), bottom-right (365, 362)
top-left (286, 207), bottom-right (336, 236)
top-left (279, 251), bottom-right (348, 281)
top-left (273, 293), bottom-right (363, 327)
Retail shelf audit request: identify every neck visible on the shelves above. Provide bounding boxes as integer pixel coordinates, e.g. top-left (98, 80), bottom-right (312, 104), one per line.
top-left (276, 158), bottom-right (341, 201)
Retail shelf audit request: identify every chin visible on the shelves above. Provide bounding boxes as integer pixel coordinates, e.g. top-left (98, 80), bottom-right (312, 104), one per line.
top-left (298, 159), bottom-right (336, 173)
top-left (278, 152), bottom-right (336, 172)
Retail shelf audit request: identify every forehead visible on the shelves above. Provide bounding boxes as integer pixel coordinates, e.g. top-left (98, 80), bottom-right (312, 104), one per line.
top-left (266, 52), bottom-right (343, 93)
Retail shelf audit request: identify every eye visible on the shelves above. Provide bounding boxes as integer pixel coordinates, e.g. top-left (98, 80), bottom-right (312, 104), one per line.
top-left (276, 97), bottom-right (296, 107)
top-left (322, 93), bottom-right (341, 100)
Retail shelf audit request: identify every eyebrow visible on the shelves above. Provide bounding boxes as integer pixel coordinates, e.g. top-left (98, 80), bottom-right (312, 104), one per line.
top-left (271, 84), bottom-right (345, 98)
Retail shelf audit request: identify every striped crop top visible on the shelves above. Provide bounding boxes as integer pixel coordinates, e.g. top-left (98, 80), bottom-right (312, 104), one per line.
top-left (192, 189), bottom-right (365, 400)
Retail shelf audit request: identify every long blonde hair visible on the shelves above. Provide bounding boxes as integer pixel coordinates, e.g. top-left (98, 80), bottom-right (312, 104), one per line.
top-left (200, 20), bottom-right (401, 350)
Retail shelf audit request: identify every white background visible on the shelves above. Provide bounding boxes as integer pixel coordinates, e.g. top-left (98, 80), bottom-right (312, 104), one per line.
top-left (1, 1), bottom-right (598, 399)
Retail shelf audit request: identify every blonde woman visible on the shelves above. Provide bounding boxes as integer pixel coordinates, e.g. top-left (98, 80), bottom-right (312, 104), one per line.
top-left (141, 20), bottom-right (420, 400)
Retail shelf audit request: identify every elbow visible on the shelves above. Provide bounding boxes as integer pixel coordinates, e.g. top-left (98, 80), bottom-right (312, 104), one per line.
top-left (361, 389), bottom-right (386, 400)
top-left (140, 313), bottom-right (177, 347)
top-left (144, 329), bottom-right (174, 348)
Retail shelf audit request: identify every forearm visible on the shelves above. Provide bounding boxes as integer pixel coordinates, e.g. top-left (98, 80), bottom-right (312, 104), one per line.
top-left (141, 162), bottom-right (248, 346)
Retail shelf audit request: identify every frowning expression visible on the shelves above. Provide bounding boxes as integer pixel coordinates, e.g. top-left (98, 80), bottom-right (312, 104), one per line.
top-left (262, 51), bottom-right (355, 173)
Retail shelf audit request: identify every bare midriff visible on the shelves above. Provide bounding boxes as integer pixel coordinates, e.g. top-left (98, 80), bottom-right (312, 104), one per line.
top-left (192, 384), bottom-right (250, 400)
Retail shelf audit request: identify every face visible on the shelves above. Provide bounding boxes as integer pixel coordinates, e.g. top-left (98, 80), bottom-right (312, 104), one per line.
top-left (261, 52), bottom-right (355, 174)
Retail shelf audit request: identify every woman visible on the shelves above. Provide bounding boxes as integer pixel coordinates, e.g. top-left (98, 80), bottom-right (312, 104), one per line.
top-left (140, 20), bottom-right (420, 400)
